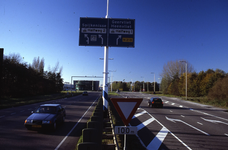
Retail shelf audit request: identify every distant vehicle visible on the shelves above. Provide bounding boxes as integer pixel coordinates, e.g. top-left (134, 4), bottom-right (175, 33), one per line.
top-left (24, 104), bottom-right (66, 130)
top-left (82, 91), bottom-right (88, 96)
top-left (148, 97), bottom-right (163, 108)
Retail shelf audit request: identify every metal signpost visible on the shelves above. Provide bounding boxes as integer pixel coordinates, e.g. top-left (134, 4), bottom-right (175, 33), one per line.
top-left (79, 15), bottom-right (135, 112)
top-left (79, 3), bottom-right (136, 148)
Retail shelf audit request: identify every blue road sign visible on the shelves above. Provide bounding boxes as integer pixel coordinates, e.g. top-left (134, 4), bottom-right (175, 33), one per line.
top-left (108, 18), bottom-right (135, 47)
top-left (79, 18), bottom-right (108, 46)
top-left (79, 17), bottom-right (135, 47)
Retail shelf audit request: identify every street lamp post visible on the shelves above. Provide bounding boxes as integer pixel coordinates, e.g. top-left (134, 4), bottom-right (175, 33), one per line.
top-left (151, 72), bottom-right (155, 93)
top-left (141, 76), bottom-right (144, 92)
top-left (179, 60), bottom-right (187, 100)
top-left (109, 70), bottom-right (116, 92)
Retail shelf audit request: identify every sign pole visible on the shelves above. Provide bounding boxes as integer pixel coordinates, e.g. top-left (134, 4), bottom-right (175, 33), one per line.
top-left (124, 125), bottom-right (127, 150)
top-left (103, 46), bottom-right (109, 111)
top-left (103, 0), bottom-right (109, 112)
top-left (0, 48), bottom-right (3, 100)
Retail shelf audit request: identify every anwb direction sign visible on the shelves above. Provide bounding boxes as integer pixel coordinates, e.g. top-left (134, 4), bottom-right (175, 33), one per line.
top-left (115, 126), bottom-right (137, 135)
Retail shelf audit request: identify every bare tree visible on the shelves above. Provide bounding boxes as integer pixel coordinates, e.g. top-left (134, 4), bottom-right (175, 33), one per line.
top-left (160, 60), bottom-right (194, 93)
top-left (48, 61), bottom-right (63, 75)
top-left (31, 57), bottom-right (45, 73)
top-left (161, 60), bottom-right (194, 80)
top-left (6, 53), bottom-right (23, 64)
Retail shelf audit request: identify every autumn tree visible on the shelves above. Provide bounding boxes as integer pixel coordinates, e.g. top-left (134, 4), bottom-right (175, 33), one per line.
top-left (208, 76), bottom-right (228, 103)
top-left (161, 60), bottom-right (194, 94)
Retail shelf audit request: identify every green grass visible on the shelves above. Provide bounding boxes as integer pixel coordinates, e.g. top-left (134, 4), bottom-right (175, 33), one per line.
top-left (108, 92), bottom-right (119, 96)
top-left (0, 91), bottom-right (82, 109)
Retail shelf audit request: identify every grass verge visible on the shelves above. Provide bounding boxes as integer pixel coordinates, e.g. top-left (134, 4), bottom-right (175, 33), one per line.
top-left (0, 91), bottom-right (82, 109)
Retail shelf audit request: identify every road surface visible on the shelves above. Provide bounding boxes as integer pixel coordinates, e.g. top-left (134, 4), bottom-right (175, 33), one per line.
top-left (0, 91), bottom-right (100, 150)
top-left (113, 92), bottom-right (228, 150)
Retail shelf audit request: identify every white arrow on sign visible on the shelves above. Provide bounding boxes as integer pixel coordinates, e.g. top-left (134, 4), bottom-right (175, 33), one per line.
top-left (166, 116), bottom-right (210, 136)
top-left (116, 35), bottom-right (121, 45)
top-left (84, 34), bottom-right (89, 44)
top-left (99, 35), bottom-right (103, 45)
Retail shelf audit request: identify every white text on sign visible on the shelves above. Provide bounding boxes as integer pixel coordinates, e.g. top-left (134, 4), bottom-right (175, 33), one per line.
top-left (109, 29), bottom-right (133, 34)
top-left (114, 126), bottom-right (137, 135)
top-left (81, 28), bottom-right (106, 34)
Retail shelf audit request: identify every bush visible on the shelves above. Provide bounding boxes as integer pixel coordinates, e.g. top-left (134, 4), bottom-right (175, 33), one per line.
top-left (208, 76), bottom-right (228, 102)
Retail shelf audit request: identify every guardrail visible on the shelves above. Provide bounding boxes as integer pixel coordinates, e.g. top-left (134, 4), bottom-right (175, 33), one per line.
top-left (77, 97), bottom-right (116, 150)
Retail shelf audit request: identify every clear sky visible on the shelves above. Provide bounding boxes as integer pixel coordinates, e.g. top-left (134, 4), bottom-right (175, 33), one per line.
top-left (1, 0), bottom-right (228, 85)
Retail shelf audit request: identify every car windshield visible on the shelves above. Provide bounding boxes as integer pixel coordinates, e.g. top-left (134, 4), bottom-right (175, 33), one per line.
top-left (35, 106), bottom-right (57, 114)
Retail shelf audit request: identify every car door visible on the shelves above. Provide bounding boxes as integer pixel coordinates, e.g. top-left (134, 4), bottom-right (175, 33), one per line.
top-left (57, 105), bottom-right (64, 122)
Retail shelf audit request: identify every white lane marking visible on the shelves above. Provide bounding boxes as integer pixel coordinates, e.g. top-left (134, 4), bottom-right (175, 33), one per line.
top-left (54, 97), bottom-right (98, 150)
top-left (170, 110), bottom-right (173, 112)
top-left (181, 115), bottom-right (185, 118)
top-left (165, 101), bottom-right (169, 103)
top-left (0, 115), bottom-right (5, 118)
top-left (141, 108), bottom-right (192, 150)
top-left (201, 117), bottom-right (228, 126)
top-left (179, 105), bottom-right (183, 108)
top-left (137, 117), bottom-right (155, 131)
top-left (197, 122), bottom-right (203, 125)
top-left (171, 103), bottom-right (175, 105)
top-left (147, 127), bottom-right (169, 150)
top-left (225, 133), bottom-right (228, 137)
top-left (166, 116), bottom-right (210, 136)
top-left (132, 110), bottom-right (146, 119)
top-left (190, 109), bottom-right (228, 122)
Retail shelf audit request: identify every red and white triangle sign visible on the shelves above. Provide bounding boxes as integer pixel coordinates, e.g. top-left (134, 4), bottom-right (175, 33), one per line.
top-left (110, 98), bottom-right (143, 126)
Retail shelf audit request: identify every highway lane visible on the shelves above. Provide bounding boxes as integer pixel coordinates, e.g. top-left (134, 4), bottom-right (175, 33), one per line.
top-left (115, 92), bottom-right (228, 150)
top-left (0, 91), bottom-right (101, 150)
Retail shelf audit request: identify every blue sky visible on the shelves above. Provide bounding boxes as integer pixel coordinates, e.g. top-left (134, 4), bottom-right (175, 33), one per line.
top-left (1, 0), bottom-right (228, 85)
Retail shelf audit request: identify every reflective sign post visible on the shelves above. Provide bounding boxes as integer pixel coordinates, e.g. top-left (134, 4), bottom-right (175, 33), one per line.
top-left (79, 0), bottom-right (135, 112)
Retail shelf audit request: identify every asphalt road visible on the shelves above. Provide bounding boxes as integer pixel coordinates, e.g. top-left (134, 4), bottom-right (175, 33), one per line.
top-left (114, 92), bottom-right (228, 150)
top-left (0, 91), bottom-right (101, 150)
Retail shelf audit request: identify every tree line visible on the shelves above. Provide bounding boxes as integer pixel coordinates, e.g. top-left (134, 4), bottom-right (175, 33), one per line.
top-left (111, 81), bottom-right (159, 92)
top-left (161, 60), bottom-right (228, 101)
top-left (1, 54), bottom-right (63, 98)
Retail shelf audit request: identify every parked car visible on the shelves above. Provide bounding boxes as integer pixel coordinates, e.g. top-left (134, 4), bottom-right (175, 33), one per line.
top-left (82, 91), bottom-right (88, 96)
top-left (24, 104), bottom-right (66, 130)
top-left (148, 97), bottom-right (163, 108)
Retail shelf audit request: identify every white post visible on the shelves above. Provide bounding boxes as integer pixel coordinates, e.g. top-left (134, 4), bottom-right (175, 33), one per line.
top-left (179, 60), bottom-right (187, 100)
top-left (124, 126), bottom-right (127, 150)
top-left (154, 74), bottom-right (155, 93)
top-left (103, 0), bottom-right (109, 111)
top-left (186, 63), bottom-right (187, 100)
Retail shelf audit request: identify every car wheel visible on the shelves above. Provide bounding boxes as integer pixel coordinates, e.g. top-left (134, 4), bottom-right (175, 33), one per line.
top-left (148, 103), bottom-right (150, 107)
